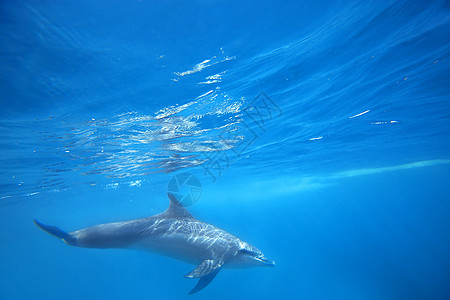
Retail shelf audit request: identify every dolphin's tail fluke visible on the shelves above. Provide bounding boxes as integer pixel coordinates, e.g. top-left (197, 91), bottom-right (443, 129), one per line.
top-left (34, 219), bottom-right (77, 246)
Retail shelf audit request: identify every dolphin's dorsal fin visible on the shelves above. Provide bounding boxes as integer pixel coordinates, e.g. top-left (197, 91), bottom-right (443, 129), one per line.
top-left (164, 193), bottom-right (194, 219)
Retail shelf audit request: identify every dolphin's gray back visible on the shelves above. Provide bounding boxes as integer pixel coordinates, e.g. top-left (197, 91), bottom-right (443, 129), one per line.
top-left (72, 217), bottom-right (156, 248)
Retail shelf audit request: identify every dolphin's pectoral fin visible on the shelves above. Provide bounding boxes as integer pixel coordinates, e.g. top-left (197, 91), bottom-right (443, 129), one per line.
top-left (185, 259), bottom-right (223, 294)
top-left (34, 219), bottom-right (77, 246)
top-left (188, 267), bottom-right (221, 295)
top-left (184, 259), bottom-right (223, 278)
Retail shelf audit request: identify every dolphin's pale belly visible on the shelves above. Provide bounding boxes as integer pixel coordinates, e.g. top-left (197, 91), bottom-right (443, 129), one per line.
top-left (134, 233), bottom-right (216, 264)
top-left (132, 219), bottom-right (241, 265)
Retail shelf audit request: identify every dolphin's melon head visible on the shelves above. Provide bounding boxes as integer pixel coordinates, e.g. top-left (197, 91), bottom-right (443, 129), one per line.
top-left (230, 241), bottom-right (276, 268)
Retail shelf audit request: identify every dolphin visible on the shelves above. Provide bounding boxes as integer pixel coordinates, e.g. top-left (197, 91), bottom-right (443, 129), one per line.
top-left (34, 193), bottom-right (275, 294)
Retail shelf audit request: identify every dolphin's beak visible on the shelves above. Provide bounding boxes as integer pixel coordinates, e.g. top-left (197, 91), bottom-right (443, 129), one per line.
top-left (265, 258), bottom-right (276, 267)
top-left (257, 256), bottom-right (276, 267)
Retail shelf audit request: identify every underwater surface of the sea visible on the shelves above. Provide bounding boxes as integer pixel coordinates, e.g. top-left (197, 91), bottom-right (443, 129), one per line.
top-left (1, 1), bottom-right (449, 299)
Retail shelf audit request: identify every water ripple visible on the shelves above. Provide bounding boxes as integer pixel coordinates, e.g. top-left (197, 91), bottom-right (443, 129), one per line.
top-left (0, 88), bottom-right (249, 199)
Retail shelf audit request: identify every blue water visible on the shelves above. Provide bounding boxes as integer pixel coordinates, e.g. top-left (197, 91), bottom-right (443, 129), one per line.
top-left (1, 0), bottom-right (449, 299)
